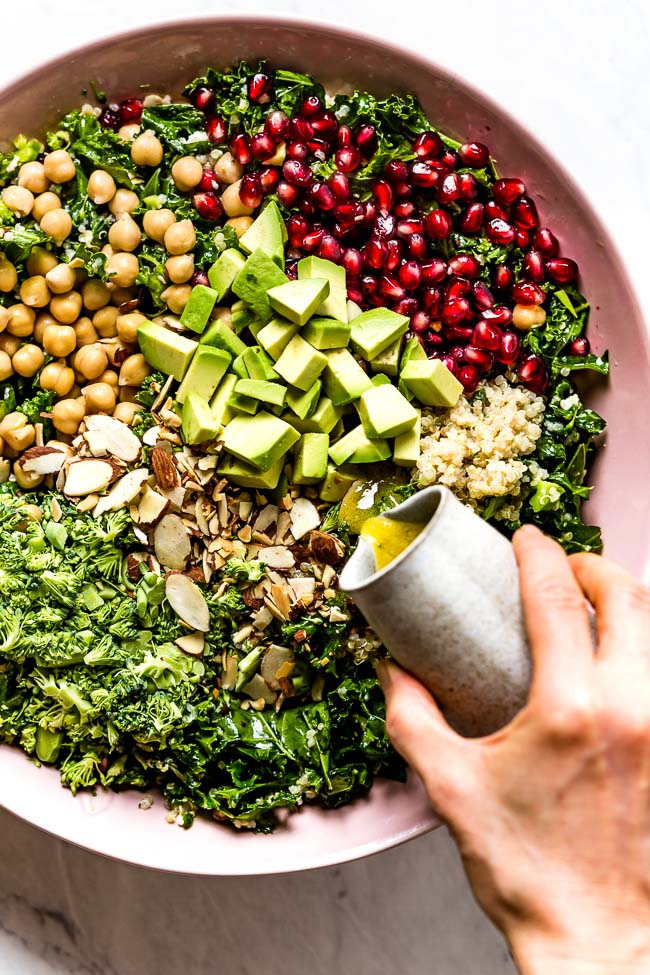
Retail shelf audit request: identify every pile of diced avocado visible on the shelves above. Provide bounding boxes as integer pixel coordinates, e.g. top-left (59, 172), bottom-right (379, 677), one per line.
top-left (137, 202), bottom-right (462, 500)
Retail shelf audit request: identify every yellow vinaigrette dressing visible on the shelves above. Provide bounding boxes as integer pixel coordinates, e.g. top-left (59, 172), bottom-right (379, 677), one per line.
top-left (360, 515), bottom-right (425, 571)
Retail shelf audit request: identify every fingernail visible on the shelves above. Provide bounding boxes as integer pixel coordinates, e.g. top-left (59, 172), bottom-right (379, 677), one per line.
top-left (376, 659), bottom-right (395, 692)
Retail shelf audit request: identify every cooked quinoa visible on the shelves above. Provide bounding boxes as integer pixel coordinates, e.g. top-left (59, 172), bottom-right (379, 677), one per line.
top-left (417, 375), bottom-right (546, 507)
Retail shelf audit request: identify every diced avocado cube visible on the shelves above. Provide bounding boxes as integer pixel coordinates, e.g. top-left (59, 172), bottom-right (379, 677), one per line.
top-left (207, 248), bottom-right (246, 300)
top-left (182, 392), bottom-right (221, 445)
top-left (398, 336), bottom-right (428, 400)
top-left (232, 250), bottom-right (289, 323)
top-left (232, 353), bottom-right (249, 380)
top-left (323, 348), bottom-right (373, 405)
top-left (267, 278), bottom-right (330, 326)
top-left (319, 464), bottom-right (359, 502)
top-left (222, 411), bottom-right (300, 472)
top-left (298, 256), bottom-right (348, 323)
top-left (179, 284), bottom-right (219, 334)
top-left (226, 391), bottom-right (259, 415)
top-left (393, 411), bottom-right (421, 467)
top-left (241, 346), bottom-right (279, 382)
top-left (176, 346), bottom-right (231, 405)
top-left (138, 322), bottom-right (198, 381)
top-left (257, 316), bottom-right (299, 360)
top-left (286, 396), bottom-right (343, 434)
top-left (350, 307), bottom-right (409, 361)
top-left (210, 373), bottom-right (238, 426)
top-left (401, 358), bottom-right (463, 408)
top-left (231, 300), bottom-right (257, 334)
top-left (200, 318), bottom-right (248, 357)
top-left (248, 319), bottom-right (264, 340)
top-left (329, 417), bottom-right (346, 442)
top-left (285, 380), bottom-right (321, 420)
top-left (371, 374), bottom-right (392, 387)
top-left (218, 454), bottom-right (285, 490)
top-left (370, 335), bottom-right (403, 376)
top-left (239, 201), bottom-right (286, 268)
top-left (302, 316), bottom-right (351, 350)
top-left (358, 384), bottom-right (419, 439)
top-left (235, 378), bottom-right (286, 408)
top-left (293, 432), bottom-right (329, 484)
top-left (329, 425), bottom-right (390, 466)
top-left (274, 334), bottom-right (328, 391)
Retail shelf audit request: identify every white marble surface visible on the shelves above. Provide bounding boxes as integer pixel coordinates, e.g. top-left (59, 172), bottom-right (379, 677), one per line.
top-left (0, 2), bottom-right (647, 973)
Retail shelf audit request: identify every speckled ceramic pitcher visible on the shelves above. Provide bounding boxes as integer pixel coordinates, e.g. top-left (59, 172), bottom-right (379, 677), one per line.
top-left (339, 485), bottom-right (532, 737)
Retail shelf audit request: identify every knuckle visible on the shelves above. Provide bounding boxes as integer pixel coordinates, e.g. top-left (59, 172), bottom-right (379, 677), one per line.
top-left (599, 699), bottom-right (650, 747)
top-left (384, 706), bottom-right (412, 747)
top-left (534, 578), bottom-right (585, 616)
top-left (611, 580), bottom-right (650, 618)
top-left (542, 694), bottom-right (596, 743)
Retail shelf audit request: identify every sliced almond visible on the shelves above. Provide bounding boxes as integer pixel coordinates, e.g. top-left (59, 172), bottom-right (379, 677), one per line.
top-left (159, 484), bottom-right (186, 510)
top-left (257, 545), bottom-right (295, 570)
top-left (252, 504), bottom-right (279, 534)
top-left (137, 487), bottom-right (171, 527)
top-left (289, 497), bottom-right (320, 541)
top-left (19, 446), bottom-right (66, 475)
top-left (84, 431), bottom-right (109, 457)
top-left (84, 414), bottom-right (141, 463)
top-left (93, 468), bottom-right (150, 517)
top-left (151, 446), bottom-right (179, 489)
top-left (242, 673), bottom-right (276, 706)
top-left (176, 632), bottom-right (205, 657)
top-left (142, 425), bottom-right (161, 447)
top-left (165, 573), bottom-right (210, 631)
top-left (154, 514), bottom-right (191, 569)
top-left (64, 459), bottom-right (114, 497)
top-left (260, 645), bottom-right (294, 691)
top-left (220, 654), bottom-right (239, 690)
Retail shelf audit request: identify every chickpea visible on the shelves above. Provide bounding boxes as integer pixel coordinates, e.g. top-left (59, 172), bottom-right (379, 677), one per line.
top-left (103, 341), bottom-right (131, 368)
top-left (105, 252), bottom-right (139, 288)
top-left (130, 131), bottom-right (163, 167)
top-left (87, 169), bottom-right (116, 205)
top-left (0, 334), bottom-right (22, 357)
top-left (74, 343), bottom-right (108, 380)
top-left (226, 216), bottom-right (254, 238)
top-left (7, 304), bottom-right (35, 337)
top-left (221, 180), bottom-right (254, 217)
top-left (2, 185), bottom-right (34, 217)
top-left (266, 142), bottom-right (286, 166)
top-left (45, 262), bottom-right (76, 295)
top-left (119, 385), bottom-right (140, 404)
top-left (0, 350), bottom-right (13, 381)
top-left (32, 191), bottom-right (62, 222)
top-left (93, 305), bottom-right (119, 337)
top-left (118, 353), bottom-right (151, 388)
top-left (73, 265), bottom-right (88, 288)
top-left (512, 304), bottom-right (547, 331)
top-left (98, 368), bottom-right (119, 389)
top-left (0, 413), bottom-right (35, 452)
top-left (34, 312), bottom-right (55, 345)
top-left (13, 461), bottom-right (44, 491)
top-left (74, 317), bottom-right (99, 347)
top-left (43, 149), bottom-right (76, 183)
top-left (171, 156), bottom-right (203, 192)
top-left (118, 124), bottom-right (140, 142)
top-left (0, 308), bottom-right (8, 334)
top-left (19, 275), bottom-right (50, 309)
top-left (113, 401), bottom-right (143, 424)
top-left (82, 279), bottom-right (110, 311)
top-left (52, 397), bottom-right (86, 435)
top-left (116, 311), bottom-right (146, 345)
top-left (83, 381), bottom-right (116, 414)
top-left (143, 207), bottom-right (176, 243)
top-left (13, 344), bottom-right (44, 378)
top-left (43, 323), bottom-right (77, 357)
top-left (50, 290), bottom-right (83, 325)
top-left (27, 247), bottom-right (58, 277)
top-left (109, 285), bottom-right (138, 307)
top-left (0, 254), bottom-right (17, 292)
top-left (161, 284), bottom-right (191, 314)
top-left (18, 161), bottom-right (49, 194)
top-left (40, 360), bottom-right (75, 397)
top-left (108, 212), bottom-right (141, 252)
top-left (101, 243), bottom-right (115, 260)
top-left (165, 253), bottom-right (194, 283)
top-left (40, 208), bottom-right (72, 245)
top-left (213, 152), bottom-right (243, 185)
top-left (164, 219), bottom-right (195, 255)
top-left (108, 189), bottom-right (140, 217)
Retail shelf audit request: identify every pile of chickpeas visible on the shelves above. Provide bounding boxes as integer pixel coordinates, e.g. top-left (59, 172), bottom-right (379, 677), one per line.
top-left (0, 127), bottom-right (258, 487)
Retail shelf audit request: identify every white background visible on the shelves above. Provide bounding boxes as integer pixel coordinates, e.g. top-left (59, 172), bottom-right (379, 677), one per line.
top-left (0, 2), bottom-right (647, 974)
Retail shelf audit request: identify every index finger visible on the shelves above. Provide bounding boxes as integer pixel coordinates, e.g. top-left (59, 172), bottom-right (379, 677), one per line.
top-left (512, 525), bottom-right (594, 698)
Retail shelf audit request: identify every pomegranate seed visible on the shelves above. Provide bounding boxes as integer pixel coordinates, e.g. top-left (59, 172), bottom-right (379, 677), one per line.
top-left (486, 218), bottom-right (516, 245)
top-left (190, 270), bottom-right (210, 287)
top-left (413, 131), bottom-right (443, 159)
top-left (515, 229), bottom-right (531, 250)
top-left (546, 257), bottom-right (579, 284)
top-left (446, 326), bottom-right (474, 344)
top-left (394, 201), bottom-right (416, 219)
top-left (533, 227), bottom-right (559, 257)
top-left (347, 286), bottom-right (364, 304)
top-left (259, 166), bottom-right (280, 193)
top-left (198, 169), bottom-right (220, 192)
top-left (422, 259), bottom-right (448, 284)
top-left (287, 214), bottom-right (311, 247)
top-left (493, 177), bottom-right (526, 206)
top-left (372, 179), bottom-right (394, 212)
top-left (335, 147), bottom-right (361, 172)
top-left (397, 218), bottom-right (424, 238)
top-left (319, 234), bottom-right (342, 263)
top-left (299, 200), bottom-right (317, 218)
top-left (446, 277), bottom-right (471, 299)
top-left (356, 124), bottom-right (378, 157)
top-left (248, 72), bottom-right (273, 103)
top-left (518, 354), bottom-right (548, 394)
top-left (277, 181), bottom-right (302, 206)
top-left (205, 115), bottom-right (227, 143)
top-left (299, 95), bottom-right (322, 117)
top-left (312, 111), bottom-right (338, 139)
top-left (441, 297), bottom-right (471, 325)
top-left (250, 132), bottom-right (276, 161)
top-left (331, 222), bottom-right (352, 240)
top-left (385, 239), bottom-right (403, 271)
top-left (239, 174), bottom-right (262, 209)
top-left (524, 249), bottom-right (546, 283)
top-left (309, 182), bottom-right (335, 211)
top-left (393, 181), bottom-right (413, 200)
top-left (373, 212), bottom-right (397, 239)
top-left (337, 125), bottom-right (353, 147)
top-left (380, 275), bottom-right (406, 301)
top-left (497, 331), bottom-right (521, 365)
top-left (449, 254), bottom-right (481, 279)
top-left (473, 320), bottom-right (502, 351)
top-left (290, 117), bottom-right (313, 141)
top-left (343, 248), bottom-right (363, 277)
top-left (493, 264), bottom-right (514, 293)
top-left (192, 191), bottom-right (223, 220)
top-left (464, 345), bottom-right (494, 372)
top-left (441, 148), bottom-right (459, 170)
top-left (385, 159), bottom-right (409, 182)
top-left (302, 228), bottom-right (325, 253)
top-left (99, 107), bottom-right (120, 131)
top-left (459, 202), bottom-right (485, 234)
top-left (285, 260), bottom-right (299, 280)
top-left (459, 172), bottom-right (479, 201)
top-left (328, 172), bottom-right (351, 200)
top-left (458, 364), bottom-right (480, 392)
top-left (364, 238), bottom-right (388, 269)
top-left (283, 159), bottom-right (313, 187)
top-left (393, 297), bottom-right (419, 317)
top-left (422, 287), bottom-right (442, 314)
top-left (485, 200), bottom-right (508, 221)
top-left (481, 305), bottom-right (513, 327)
top-left (424, 209), bottom-right (453, 240)
top-left (119, 98), bottom-right (143, 124)
top-left (440, 354), bottom-right (459, 375)
top-left (411, 311), bottom-right (431, 333)
top-left (229, 133), bottom-right (252, 165)
top-left (512, 196), bottom-right (539, 230)
top-left (458, 142), bottom-right (489, 167)
top-left (190, 86), bottom-right (215, 112)
top-left (399, 261), bottom-right (423, 291)
top-left (408, 233), bottom-right (427, 260)
top-left (287, 141), bottom-right (309, 160)
top-left (512, 280), bottom-right (545, 305)
top-left (264, 110), bottom-right (289, 141)
top-left (361, 201), bottom-right (377, 227)
top-left (334, 200), bottom-right (364, 226)
top-left (568, 336), bottom-right (590, 355)
top-left (410, 161), bottom-right (440, 188)
top-left (361, 274), bottom-right (379, 296)
top-left (471, 280), bottom-right (495, 310)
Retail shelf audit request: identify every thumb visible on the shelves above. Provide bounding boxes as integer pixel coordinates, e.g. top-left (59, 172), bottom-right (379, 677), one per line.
top-left (378, 660), bottom-right (475, 820)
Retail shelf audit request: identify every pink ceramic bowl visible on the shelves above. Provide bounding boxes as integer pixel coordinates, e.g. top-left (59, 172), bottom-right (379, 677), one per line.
top-left (0, 16), bottom-right (648, 875)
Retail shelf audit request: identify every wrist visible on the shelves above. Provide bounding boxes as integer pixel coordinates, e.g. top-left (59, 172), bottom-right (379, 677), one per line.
top-left (509, 926), bottom-right (650, 975)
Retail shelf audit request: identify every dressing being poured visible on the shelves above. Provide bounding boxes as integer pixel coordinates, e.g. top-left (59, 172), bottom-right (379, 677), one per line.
top-left (360, 515), bottom-right (425, 571)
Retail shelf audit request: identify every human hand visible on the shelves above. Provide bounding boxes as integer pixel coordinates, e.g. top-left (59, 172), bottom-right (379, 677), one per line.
top-left (379, 525), bottom-right (650, 975)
